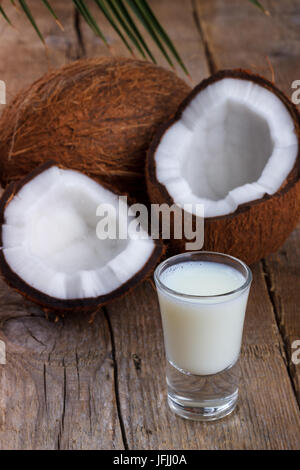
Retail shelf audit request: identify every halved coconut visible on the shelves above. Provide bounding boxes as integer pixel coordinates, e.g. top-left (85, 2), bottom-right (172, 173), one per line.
top-left (0, 162), bottom-right (163, 312)
top-left (147, 70), bottom-right (300, 264)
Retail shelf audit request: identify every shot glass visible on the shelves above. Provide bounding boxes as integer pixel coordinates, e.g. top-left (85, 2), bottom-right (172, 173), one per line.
top-left (154, 251), bottom-right (252, 421)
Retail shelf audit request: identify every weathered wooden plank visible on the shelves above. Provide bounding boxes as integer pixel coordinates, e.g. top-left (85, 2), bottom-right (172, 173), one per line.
top-left (0, 277), bottom-right (123, 450)
top-left (0, 2), bottom-right (123, 450)
top-left (195, 0), bottom-right (300, 403)
top-left (194, 0), bottom-right (300, 94)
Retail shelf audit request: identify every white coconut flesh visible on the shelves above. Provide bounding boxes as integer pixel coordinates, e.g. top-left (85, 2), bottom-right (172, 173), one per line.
top-left (154, 78), bottom-right (298, 217)
top-left (2, 166), bottom-right (155, 300)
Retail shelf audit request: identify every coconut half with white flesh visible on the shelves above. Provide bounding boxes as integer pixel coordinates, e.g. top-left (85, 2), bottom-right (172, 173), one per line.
top-left (147, 70), bottom-right (300, 264)
top-left (0, 162), bottom-right (163, 312)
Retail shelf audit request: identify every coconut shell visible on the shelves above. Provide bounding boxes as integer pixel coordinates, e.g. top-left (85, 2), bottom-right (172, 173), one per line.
top-left (146, 69), bottom-right (300, 265)
top-left (0, 57), bottom-right (190, 203)
top-left (0, 161), bottom-right (164, 314)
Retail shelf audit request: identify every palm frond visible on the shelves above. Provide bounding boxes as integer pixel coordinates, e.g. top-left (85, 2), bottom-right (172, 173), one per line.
top-left (114, 0), bottom-right (156, 62)
top-left (126, 0), bottom-right (175, 69)
top-left (41, 0), bottom-right (64, 31)
top-left (18, 0), bottom-right (45, 43)
top-left (249, 0), bottom-right (269, 15)
top-left (93, 0), bottom-right (135, 55)
top-left (73, 0), bottom-right (109, 46)
top-left (131, 0), bottom-right (189, 75)
top-left (0, 5), bottom-right (11, 25)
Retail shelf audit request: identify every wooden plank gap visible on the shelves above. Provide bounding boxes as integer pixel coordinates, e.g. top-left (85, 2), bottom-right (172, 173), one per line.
top-left (261, 258), bottom-right (299, 409)
top-left (191, 0), bottom-right (217, 74)
top-left (103, 306), bottom-right (129, 450)
top-left (74, 7), bottom-right (86, 58)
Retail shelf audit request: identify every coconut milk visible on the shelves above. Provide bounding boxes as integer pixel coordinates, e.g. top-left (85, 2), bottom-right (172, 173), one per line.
top-left (157, 261), bottom-right (249, 375)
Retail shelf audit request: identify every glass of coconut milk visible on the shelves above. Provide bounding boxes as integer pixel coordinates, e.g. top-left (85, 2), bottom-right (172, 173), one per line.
top-left (154, 251), bottom-right (252, 421)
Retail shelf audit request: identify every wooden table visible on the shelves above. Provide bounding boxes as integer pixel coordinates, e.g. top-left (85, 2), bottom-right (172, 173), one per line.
top-left (0, 0), bottom-right (299, 450)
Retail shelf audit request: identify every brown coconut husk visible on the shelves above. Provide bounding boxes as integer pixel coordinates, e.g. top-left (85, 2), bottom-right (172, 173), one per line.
top-left (146, 69), bottom-right (300, 265)
top-left (0, 57), bottom-right (191, 203)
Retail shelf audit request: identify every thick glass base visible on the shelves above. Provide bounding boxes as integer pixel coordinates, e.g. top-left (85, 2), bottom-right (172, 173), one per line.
top-left (168, 389), bottom-right (238, 421)
top-left (166, 359), bottom-right (240, 421)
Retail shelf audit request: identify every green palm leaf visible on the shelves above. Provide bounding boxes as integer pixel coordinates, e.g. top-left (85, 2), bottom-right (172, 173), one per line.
top-left (100, 0), bottom-right (147, 58)
top-left (129, 0), bottom-right (189, 75)
top-left (41, 0), bottom-right (64, 30)
top-left (249, 0), bottom-right (269, 15)
top-left (0, 5), bottom-right (12, 24)
top-left (73, 0), bottom-right (109, 46)
top-left (18, 0), bottom-right (45, 43)
top-left (126, 0), bottom-right (175, 69)
top-left (114, 0), bottom-right (156, 62)
top-left (93, 0), bottom-right (135, 55)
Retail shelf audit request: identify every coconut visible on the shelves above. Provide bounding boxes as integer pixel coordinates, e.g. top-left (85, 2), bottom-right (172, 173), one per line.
top-left (0, 57), bottom-right (190, 202)
top-left (0, 161), bottom-right (163, 313)
top-left (147, 70), bottom-right (300, 265)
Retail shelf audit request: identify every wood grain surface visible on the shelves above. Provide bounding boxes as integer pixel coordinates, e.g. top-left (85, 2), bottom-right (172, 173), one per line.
top-left (0, 0), bottom-right (299, 450)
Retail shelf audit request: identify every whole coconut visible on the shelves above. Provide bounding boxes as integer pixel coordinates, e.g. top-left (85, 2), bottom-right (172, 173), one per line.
top-left (0, 57), bottom-right (190, 201)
